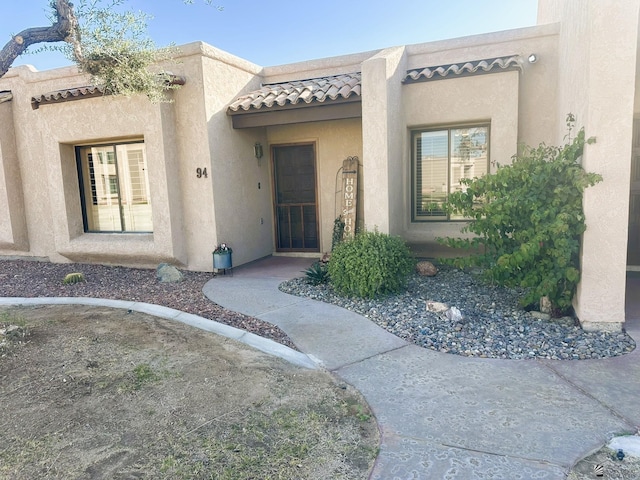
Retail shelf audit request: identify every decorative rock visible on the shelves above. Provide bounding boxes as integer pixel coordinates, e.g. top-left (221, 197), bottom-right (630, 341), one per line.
top-left (416, 261), bottom-right (438, 277)
top-left (530, 311), bottom-right (551, 321)
top-left (426, 301), bottom-right (449, 313)
top-left (156, 263), bottom-right (184, 283)
top-left (445, 306), bottom-right (463, 322)
top-left (278, 264), bottom-right (636, 360)
top-left (540, 296), bottom-right (552, 314)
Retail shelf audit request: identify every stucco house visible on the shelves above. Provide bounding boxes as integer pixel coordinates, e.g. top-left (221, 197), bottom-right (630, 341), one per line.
top-left (0, 0), bottom-right (638, 332)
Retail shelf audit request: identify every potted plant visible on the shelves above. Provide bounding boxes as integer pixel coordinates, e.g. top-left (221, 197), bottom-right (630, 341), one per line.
top-left (213, 243), bottom-right (233, 270)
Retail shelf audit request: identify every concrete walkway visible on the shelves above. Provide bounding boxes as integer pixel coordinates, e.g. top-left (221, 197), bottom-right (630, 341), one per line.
top-left (202, 256), bottom-right (640, 479)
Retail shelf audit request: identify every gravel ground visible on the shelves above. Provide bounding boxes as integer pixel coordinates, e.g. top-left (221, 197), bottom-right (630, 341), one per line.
top-left (279, 264), bottom-right (636, 360)
top-left (0, 259), bottom-right (297, 349)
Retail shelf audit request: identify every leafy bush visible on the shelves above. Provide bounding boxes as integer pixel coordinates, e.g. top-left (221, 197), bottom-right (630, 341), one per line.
top-left (303, 261), bottom-right (330, 285)
top-left (328, 230), bottom-right (415, 298)
top-left (438, 116), bottom-right (602, 313)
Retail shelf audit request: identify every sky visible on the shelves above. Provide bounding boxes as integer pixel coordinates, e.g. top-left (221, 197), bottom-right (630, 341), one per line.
top-left (1, 0), bottom-right (538, 72)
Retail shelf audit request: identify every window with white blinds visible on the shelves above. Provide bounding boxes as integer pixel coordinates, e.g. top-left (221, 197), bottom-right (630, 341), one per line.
top-left (76, 141), bottom-right (152, 232)
top-left (412, 125), bottom-right (489, 221)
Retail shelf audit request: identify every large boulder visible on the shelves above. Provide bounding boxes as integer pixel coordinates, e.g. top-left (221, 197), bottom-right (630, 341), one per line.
top-left (156, 263), bottom-right (184, 283)
top-left (416, 261), bottom-right (438, 277)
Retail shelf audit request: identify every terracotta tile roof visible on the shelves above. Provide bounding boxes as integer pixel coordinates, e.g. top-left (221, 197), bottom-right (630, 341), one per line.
top-left (403, 55), bottom-right (522, 83)
top-left (227, 73), bottom-right (361, 113)
top-left (31, 75), bottom-right (185, 109)
top-left (31, 85), bottom-right (105, 109)
top-left (0, 90), bottom-right (13, 104)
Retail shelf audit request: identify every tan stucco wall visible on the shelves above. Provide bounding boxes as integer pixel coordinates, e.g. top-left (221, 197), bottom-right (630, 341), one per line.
top-left (399, 71), bottom-right (519, 251)
top-left (0, 43), bottom-right (308, 271)
top-left (361, 47), bottom-right (407, 235)
top-left (20, 87), bottom-right (185, 266)
top-left (199, 45), bottom-right (274, 269)
top-left (537, 0), bottom-right (640, 330)
top-left (267, 119), bottom-right (363, 253)
top-left (0, 65), bottom-right (193, 266)
top-left (0, 98), bottom-right (28, 252)
top-left (355, 25), bottom-right (560, 254)
top-left (404, 25), bottom-right (560, 148)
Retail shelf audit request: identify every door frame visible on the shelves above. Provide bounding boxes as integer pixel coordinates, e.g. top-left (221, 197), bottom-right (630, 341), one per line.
top-left (271, 142), bottom-right (320, 253)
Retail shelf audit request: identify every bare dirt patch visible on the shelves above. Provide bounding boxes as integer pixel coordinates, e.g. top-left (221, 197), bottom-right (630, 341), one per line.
top-left (0, 305), bottom-right (379, 480)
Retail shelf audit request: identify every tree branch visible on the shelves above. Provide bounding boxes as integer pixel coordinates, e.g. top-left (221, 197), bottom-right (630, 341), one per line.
top-left (0, 0), bottom-right (77, 78)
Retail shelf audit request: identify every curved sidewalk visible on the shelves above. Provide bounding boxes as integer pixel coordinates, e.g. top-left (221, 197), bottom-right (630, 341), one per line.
top-left (203, 256), bottom-right (640, 479)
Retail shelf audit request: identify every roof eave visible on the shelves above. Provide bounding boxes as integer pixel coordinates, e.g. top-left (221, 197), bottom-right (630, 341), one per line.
top-left (227, 95), bottom-right (361, 117)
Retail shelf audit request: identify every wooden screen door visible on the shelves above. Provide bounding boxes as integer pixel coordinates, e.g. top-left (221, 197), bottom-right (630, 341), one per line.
top-left (273, 144), bottom-right (319, 252)
top-left (629, 119), bottom-right (640, 265)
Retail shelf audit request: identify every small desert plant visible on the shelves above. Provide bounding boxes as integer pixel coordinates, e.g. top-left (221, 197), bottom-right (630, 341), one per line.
top-left (328, 230), bottom-right (415, 298)
top-left (303, 261), bottom-right (330, 285)
top-left (63, 272), bottom-right (85, 285)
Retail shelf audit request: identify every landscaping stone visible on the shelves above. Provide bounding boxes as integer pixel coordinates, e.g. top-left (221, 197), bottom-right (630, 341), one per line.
top-left (279, 265), bottom-right (636, 360)
top-left (426, 301), bottom-right (448, 313)
top-left (445, 306), bottom-right (463, 322)
top-left (156, 263), bottom-right (184, 283)
top-left (416, 261), bottom-right (438, 276)
top-left (530, 311), bottom-right (551, 321)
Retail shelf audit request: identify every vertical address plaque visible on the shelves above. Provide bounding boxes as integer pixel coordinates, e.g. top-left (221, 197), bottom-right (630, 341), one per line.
top-left (341, 156), bottom-right (359, 239)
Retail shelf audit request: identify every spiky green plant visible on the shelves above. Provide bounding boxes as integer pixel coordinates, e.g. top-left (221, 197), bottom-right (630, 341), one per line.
top-left (63, 272), bottom-right (85, 285)
top-left (303, 262), bottom-right (329, 286)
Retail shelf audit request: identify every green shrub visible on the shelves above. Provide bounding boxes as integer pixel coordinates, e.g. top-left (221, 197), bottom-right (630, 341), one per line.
top-left (438, 115), bottom-right (602, 313)
top-left (303, 261), bottom-right (330, 285)
top-left (328, 230), bottom-right (415, 298)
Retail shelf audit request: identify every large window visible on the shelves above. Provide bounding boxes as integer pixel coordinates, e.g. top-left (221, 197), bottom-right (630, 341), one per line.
top-left (412, 124), bottom-right (489, 221)
top-left (76, 141), bottom-right (152, 232)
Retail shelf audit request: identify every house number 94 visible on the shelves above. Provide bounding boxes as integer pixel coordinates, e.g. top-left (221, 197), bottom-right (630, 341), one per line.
top-left (196, 167), bottom-right (208, 178)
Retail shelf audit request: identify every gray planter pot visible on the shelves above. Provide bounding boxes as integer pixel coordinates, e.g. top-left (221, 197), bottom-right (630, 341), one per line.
top-left (213, 252), bottom-right (232, 270)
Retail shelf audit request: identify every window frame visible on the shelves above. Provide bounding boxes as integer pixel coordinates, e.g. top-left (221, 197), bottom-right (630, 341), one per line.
top-left (75, 139), bottom-right (152, 234)
top-left (411, 123), bottom-right (490, 222)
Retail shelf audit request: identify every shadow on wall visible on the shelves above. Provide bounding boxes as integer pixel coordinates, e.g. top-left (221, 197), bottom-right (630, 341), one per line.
top-left (626, 272), bottom-right (640, 326)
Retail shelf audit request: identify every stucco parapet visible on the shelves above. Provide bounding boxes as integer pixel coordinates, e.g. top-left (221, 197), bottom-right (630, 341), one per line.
top-left (263, 50), bottom-right (376, 84)
top-left (365, 45), bottom-right (406, 63)
top-left (2, 64), bottom-right (84, 86)
top-left (405, 23), bottom-right (560, 58)
top-left (179, 41), bottom-right (263, 76)
top-left (0, 42), bottom-right (260, 89)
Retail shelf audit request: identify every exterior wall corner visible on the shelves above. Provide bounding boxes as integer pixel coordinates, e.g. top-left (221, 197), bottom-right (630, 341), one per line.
top-left (361, 46), bottom-right (407, 234)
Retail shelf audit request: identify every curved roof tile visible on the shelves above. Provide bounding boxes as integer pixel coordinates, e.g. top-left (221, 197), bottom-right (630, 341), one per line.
top-left (403, 55), bottom-right (522, 83)
top-left (227, 72), bottom-right (362, 113)
top-left (31, 75), bottom-right (186, 109)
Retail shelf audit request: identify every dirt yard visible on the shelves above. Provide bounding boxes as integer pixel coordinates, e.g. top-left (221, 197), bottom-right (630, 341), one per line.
top-left (0, 305), bottom-right (379, 480)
